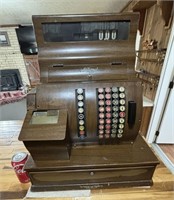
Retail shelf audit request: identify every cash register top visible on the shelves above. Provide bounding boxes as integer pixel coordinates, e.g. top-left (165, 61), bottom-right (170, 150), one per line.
top-left (32, 13), bottom-right (139, 66)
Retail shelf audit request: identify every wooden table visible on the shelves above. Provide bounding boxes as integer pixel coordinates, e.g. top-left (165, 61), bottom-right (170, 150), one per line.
top-left (0, 120), bottom-right (174, 200)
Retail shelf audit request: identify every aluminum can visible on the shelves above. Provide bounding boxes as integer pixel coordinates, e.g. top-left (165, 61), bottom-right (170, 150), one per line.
top-left (11, 152), bottom-right (30, 183)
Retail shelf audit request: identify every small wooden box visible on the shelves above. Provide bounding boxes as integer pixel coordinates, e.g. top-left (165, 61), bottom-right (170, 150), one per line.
top-left (19, 109), bottom-right (70, 163)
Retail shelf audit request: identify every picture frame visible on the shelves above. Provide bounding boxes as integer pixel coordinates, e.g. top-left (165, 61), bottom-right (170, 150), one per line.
top-left (0, 31), bottom-right (10, 46)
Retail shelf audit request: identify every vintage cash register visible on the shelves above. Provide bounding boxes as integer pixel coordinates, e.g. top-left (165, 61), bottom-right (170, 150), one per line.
top-left (19, 13), bottom-right (159, 191)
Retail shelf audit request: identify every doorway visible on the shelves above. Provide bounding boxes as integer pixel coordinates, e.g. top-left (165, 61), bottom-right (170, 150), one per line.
top-left (147, 21), bottom-right (174, 174)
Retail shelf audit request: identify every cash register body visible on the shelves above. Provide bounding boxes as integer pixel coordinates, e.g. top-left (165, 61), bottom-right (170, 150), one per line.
top-left (19, 13), bottom-right (159, 191)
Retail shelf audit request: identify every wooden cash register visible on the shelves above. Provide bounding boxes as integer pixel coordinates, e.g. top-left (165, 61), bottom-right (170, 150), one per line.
top-left (19, 13), bottom-right (159, 191)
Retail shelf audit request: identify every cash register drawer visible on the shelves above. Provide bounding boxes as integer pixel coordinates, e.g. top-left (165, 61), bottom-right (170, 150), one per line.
top-left (29, 165), bottom-right (156, 191)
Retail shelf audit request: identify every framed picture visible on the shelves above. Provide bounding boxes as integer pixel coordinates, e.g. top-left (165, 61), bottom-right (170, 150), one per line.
top-left (0, 32), bottom-right (10, 46)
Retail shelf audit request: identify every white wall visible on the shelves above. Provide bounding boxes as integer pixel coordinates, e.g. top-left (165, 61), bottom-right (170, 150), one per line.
top-left (0, 0), bottom-right (129, 25)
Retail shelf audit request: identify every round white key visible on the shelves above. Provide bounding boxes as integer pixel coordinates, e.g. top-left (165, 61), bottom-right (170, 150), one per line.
top-left (119, 118), bottom-right (125, 124)
top-left (77, 88), bottom-right (83, 94)
top-left (119, 87), bottom-right (125, 92)
top-left (78, 108), bottom-right (84, 113)
top-left (120, 99), bottom-right (125, 105)
top-left (119, 93), bottom-right (125, 98)
top-left (120, 106), bottom-right (125, 111)
top-left (119, 124), bottom-right (124, 129)
top-left (78, 101), bottom-right (84, 107)
top-left (77, 95), bottom-right (83, 101)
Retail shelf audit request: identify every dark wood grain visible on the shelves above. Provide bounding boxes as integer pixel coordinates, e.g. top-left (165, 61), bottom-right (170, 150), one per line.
top-left (32, 13), bottom-right (139, 83)
top-left (18, 13), bottom-right (160, 191)
top-left (19, 109), bottom-right (67, 141)
top-left (24, 134), bottom-right (159, 191)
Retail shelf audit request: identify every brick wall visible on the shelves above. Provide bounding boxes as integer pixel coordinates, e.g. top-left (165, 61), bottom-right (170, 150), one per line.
top-left (0, 27), bottom-right (30, 86)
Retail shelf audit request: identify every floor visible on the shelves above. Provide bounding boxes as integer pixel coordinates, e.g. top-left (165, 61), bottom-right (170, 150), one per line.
top-left (0, 120), bottom-right (174, 200)
top-left (152, 144), bottom-right (174, 175)
top-left (159, 145), bottom-right (174, 165)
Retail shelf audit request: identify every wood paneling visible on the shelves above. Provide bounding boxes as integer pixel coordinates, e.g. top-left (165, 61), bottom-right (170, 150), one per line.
top-left (123, 1), bottom-right (173, 102)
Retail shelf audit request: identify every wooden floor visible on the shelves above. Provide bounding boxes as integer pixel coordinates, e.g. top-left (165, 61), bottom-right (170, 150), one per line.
top-left (159, 144), bottom-right (174, 165)
top-left (0, 120), bottom-right (174, 200)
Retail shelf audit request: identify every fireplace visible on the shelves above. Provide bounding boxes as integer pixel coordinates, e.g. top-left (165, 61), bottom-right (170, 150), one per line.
top-left (0, 69), bottom-right (23, 91)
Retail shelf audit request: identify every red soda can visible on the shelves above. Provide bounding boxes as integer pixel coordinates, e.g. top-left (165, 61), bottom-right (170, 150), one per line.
top-left (11, 152), bottom-right (30, 183)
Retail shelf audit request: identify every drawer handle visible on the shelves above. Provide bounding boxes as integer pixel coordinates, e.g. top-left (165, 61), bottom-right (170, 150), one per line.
top-left (90, 172), bottom-right (95, 176)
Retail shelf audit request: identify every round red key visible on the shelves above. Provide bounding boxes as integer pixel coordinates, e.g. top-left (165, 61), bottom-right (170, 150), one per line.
top-left (119, 112), bottom-right (125, 118)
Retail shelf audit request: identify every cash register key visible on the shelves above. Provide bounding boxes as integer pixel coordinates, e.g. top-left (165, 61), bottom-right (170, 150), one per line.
top-left (112, 106), bottom-right (119, 112)
top-left (119, 112), bottom-right (125, 118)
top-left (106, 112), bottom-right (111, 118)
top-left (118, 129), bottom-right (123, 134)
top-left (99, 119), bottom-right (104, 124)
top-left (79, 120), bottom-right (84, 125)
top-left (106, 118), bottom-right (111, 124)
top-left (78, 114), bottom-right (84, 119)
top-left (119, 124), bottom-right (124, 129)
top-left (79, 126), bottom-right (85, 131)
top-left (112, 112), bottom-right (119, 118)
top-left (98, 93), bottom-right (104, 99)
top-left (99, 107), bottom-right (105, 112)
top-left (78, 108), bottom-right (84, 113)
top-left (105, 124), bottom-right (111, 130)
top-left (78, 101), bottom-right (84, 107)
top-left (105, 134), bottom-right (110, 138)
top-left (112, 99), bottom-right (119, 105)
top-left (77, 88), bottom-right (83, 94)
top-left (106, 106), bottom-right (111, 112)
top-left (120, 106), bottom-right (125, 111)
top-left (105, 129), bottom-right (111, 134)
top-left (99, 113), bottom-right (105, 119)
top-left (112, 87), bottom-right (118, 92)
top-left (99, 130), bottom-right (104, 134)
top-left (119, 87), bottom-right (125, 92)
top-left (112, 124), bottom-right (117, 129)
top-left (112, 118), bottom-right (118, 123)
top-left (99, 125), bottom-right (104, 130)
top-left (77, 94), bottom-right (83, 101)
top-left (111, 129), bottom-right (117, 134)
top-left (105, 100), bottom-right (111, 106)
top-left (105, 93), bottom-right (111, 99)
top-left (99, 100), bottom-right (104, 106)
top-left (105, 87), bottom-right (111, 93)
top-left (98, 88), bottom-right (104, 93)
top-left (119, 93), bottom-right (125, 98)
top-left (112, 93), bottom-right (118, 99)
top-left (120, 99), bottom-right (125, 105)
top-left (119, 118), bottom-right (125, 124)
top-left (117, 133), bottom-right (123, 138)
top-left (79, 130), bottom-right (85, 135)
